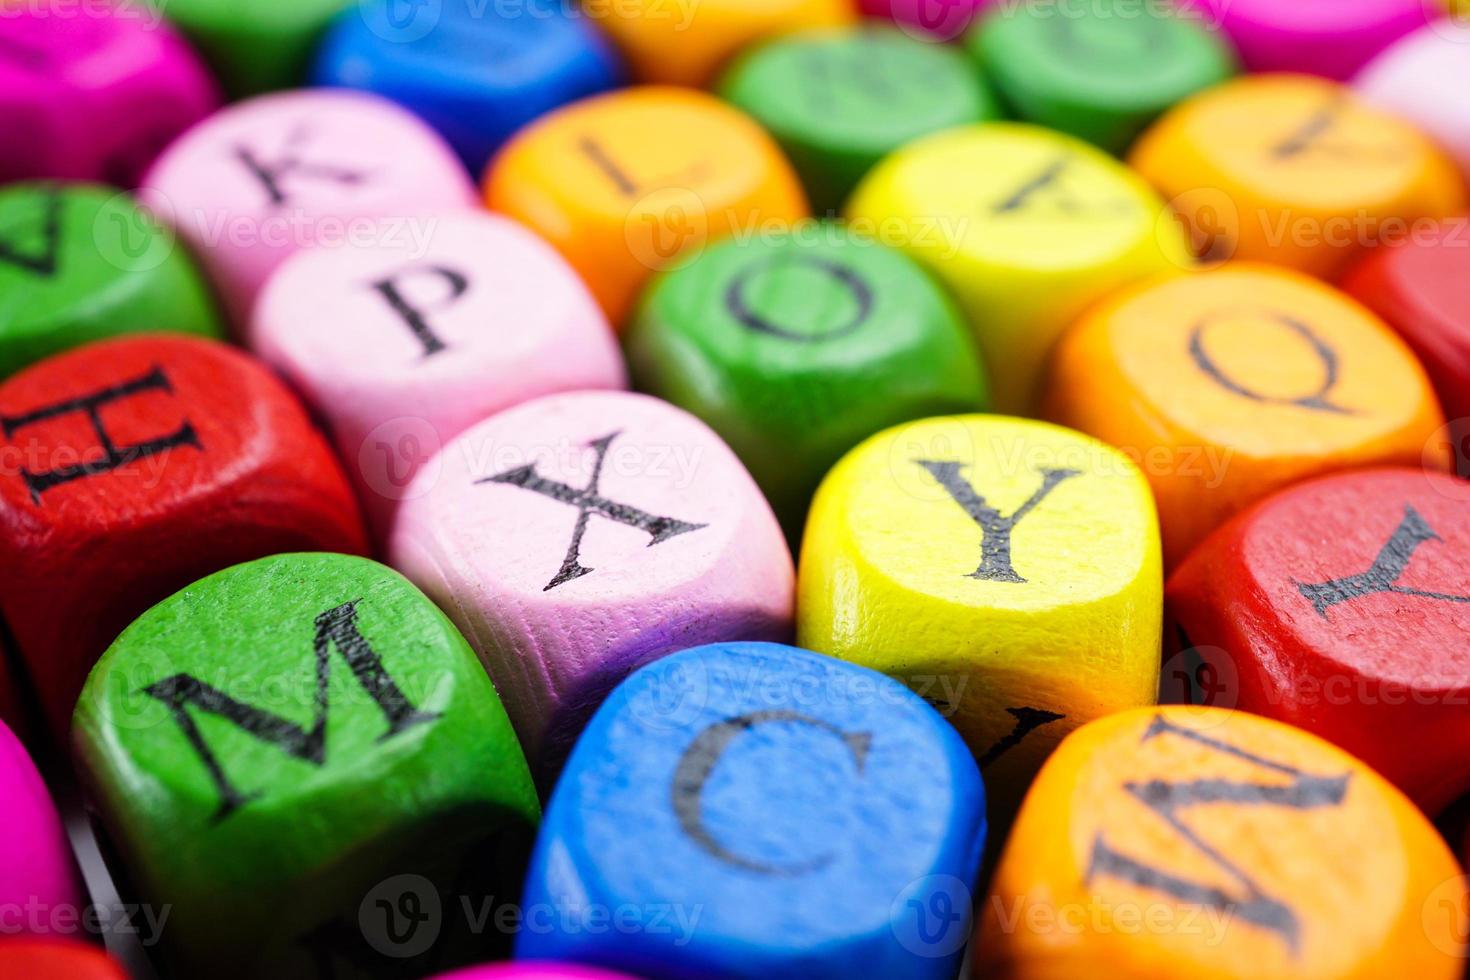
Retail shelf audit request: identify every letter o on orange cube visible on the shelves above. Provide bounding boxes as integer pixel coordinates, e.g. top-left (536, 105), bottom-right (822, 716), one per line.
top-left (1046, 263), bottom-right (1448, 568)
top-left (594, 0), bottom-right (855, 87)
top-left (1130, 74), bottom-right (1465, 279)
top-left (977, 706), bottom-right (1468, 980)
top-left (485, 87), bottom-right (809, 326)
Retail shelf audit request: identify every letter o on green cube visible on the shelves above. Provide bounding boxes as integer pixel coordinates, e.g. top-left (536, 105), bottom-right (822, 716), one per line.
top-left (73, 553), bottom-right (539, 979)
top-left (627, 225), bottom-right (989, 541)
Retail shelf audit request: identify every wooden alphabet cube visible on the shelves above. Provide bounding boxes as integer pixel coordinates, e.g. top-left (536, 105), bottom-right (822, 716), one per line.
top-left (0, 335), bottom-right (367, 736)
top-left (1130, 74), bottom-right (1465, 278)
top-left (252, 211), bottom-right (626, 542)
top-left (516, 641), bottom-right (987, 979)
top-left (1046, 263), bottom-right (1450, 568)
top-left (0, 2), bottom-right (218, 187)
top-left (0, 719), bottom-right (84, 935)
top-left (846, 122), bottom-right (1191, 414)
top-left (1356, 22), bottom-right (1470, 182)
top-left (797, 415), bottom-right (1162, 815)
top-left (485, 87), bottom-right (809, 327)
top-left (967, 0), bottom-right (1236, 154)
top-left (857, 0), bottom-right (992, 41)
top-left (389, 390), bottom-right (794, 780)
top-left (313, 0), bottom-right (624, 173)
top-left (141, 89), bottom-right (476, 326)
top-left (0, 941), bottom-right (128, 980)
top-left (1168, 468), bottom-right (1470, 815)
top-left (595, 0), bottom-right (854, 87)
top-left (1184, 0), bottom-right (1438, 79)
top-left (626, 225), bottom-right (989, 540)
top-left (161, 0), bottom-right (351, 96)
top-left (1344, 219), bottom-right (1470, 434)
top-left (719, 25), bottom-right (1000, 213)
top-left (0, 183), bottom-right (224, 379)
top-left (977, 706), bottom-right (1468, 979)
top-left (73, 552), bottom-right (540, 979)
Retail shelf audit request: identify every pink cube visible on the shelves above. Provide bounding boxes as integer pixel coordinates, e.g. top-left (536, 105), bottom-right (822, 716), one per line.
top-left (252, 212), bottom-right (627, 542)
top-left (389, 390), bottom-right (794, 779)
top-left (1186, 0), bottom-right (1438, 79)
top-left (140, 89), bottom-right (477, 328)
top-left (429, 967), bottom-right (637, 980)
top-left (0, 720), bottom-right (84, 934)
top-left (859, 0), bottom-right (994, 40)
top-left (1357, 21), bottom-right (1470, 181)
top-left (0, 1), bottom-right (218, 186)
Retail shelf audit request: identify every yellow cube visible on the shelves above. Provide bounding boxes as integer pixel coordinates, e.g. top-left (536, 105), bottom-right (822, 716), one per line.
top-left (978, 707), bottom-right (1468, 980)
top-left (485, 86), bottom-right (809, 327)
top-left (846, 122), bottom-right (1191, 414)
top-left (797, 415), bottom-right (1162, 815)
top-left (593, 0), bottom-right (856, 87)
top-left (1131, 73), bottom-right (1466, 280)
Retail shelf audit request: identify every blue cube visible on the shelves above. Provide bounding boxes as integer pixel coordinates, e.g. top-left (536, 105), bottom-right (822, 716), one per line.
top-left (312, 0), bottom-right (625, 173)
top-left (517, 642), bottom-right (986, 979)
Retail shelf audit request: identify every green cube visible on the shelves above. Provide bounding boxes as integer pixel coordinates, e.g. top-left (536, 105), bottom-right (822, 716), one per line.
top-left (0, 183), bottom-right (223, 379)
top-left (74, 553), bottom-right (539, 979)
top-left (627, 224), bottom-right (990, 543)
top-left (967, 0), bottom-right (1236, 155)
top-left (719, 25), bottom-right (1000, 214)
top-left (162, 0), bottom-right (353, 96)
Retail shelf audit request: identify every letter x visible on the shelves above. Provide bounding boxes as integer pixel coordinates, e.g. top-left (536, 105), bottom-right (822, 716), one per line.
top-left (917, 461), bottom-right (1081, 583)
top-left (478, 432), bottom-right (708, 592)
top-left (1296, 506), bottom-right (1470, 618)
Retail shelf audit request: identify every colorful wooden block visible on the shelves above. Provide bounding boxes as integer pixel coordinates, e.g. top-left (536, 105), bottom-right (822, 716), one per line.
top-left (0, 719), bottom-right (84, 935)
top-left (431, 967), bottom-right (637, 980)
top-left (858, 0), bottom-right (991, 40)
top-left (0, 942), bottom-right (128, 980)
top-left (1130, 74), bottom-right (1465, 279)
top-left (311, 0), bottom-right (625, 174)
top-left (389, 390), bottom-right (794, 780)
top-left (0, 183), bottom-right (224, 379)
top-left (484, 87), bottom-right (809, 327)
top-left (74, 552), bottom-right (539, 978)
top-left (966, 0), bottom-right (1236, 155)
top-left (140, 89), bottom-right (476, 326)
top-left (252, 211), bottom-right (626, 542)
top-left (595, 0), bottom-right (855, 87)
top-left (1344, 219), bottom-right (1470, 435)
top-left (797, 415), bottom-right (1162, 815)
top-left (0, 335), bottom-right (366, 737)
top-left (1168, 468), bottom-right (1470, 815)
top-left (1356, 21), bottom-right (1470, 182)
top-left (626, 226), bottom-right (989, 540)
top-left (517, 641), bottom-right (986, 978)
top-left (847, 122), bottom-right (1189, 414)
top-left (1046, 263), bottom-right (1450, 569)
top-left (719, 25), bottom-right (999, 213)
top-left (1184, 0), bottom-right (1439, 79)
top-left (977, 706), bottom-right (1468, 978)
top-left (161, 0), bottom-right (351, 96)
top-left (0, 2), bottom-right (218, 186)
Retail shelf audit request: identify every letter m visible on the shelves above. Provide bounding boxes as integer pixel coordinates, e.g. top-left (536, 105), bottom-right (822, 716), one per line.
top-left (142, 601), bottom-right (441, 822)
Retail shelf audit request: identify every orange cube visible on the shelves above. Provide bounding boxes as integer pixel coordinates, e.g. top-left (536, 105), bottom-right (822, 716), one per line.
top-left (1045, 263), bottom-right (1448, 568)
top-left (977, 707), bottom-right (1468, 980)
top-left (1131, 74), bottom-right (1465, 279)
top-left (594, 0), bottom-right (856, 87)
top-left (485, 86), bottom-right (809, 326)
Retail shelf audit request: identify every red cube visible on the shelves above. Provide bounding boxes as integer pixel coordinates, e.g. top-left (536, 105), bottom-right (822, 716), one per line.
top-left (0, 335), bottom-right (366, 735)
top-left (1168, 467), bottom-right (1470, 814)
